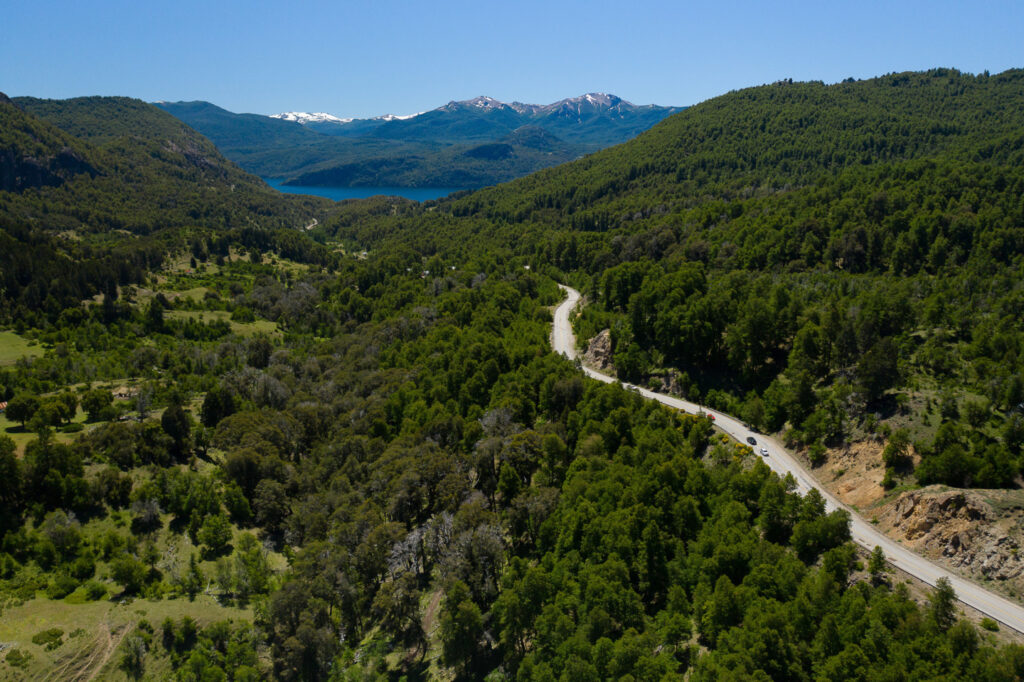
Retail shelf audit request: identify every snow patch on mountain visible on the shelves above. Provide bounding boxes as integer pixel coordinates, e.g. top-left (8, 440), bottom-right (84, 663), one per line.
top-left (377, 112), bottom-right (425, 122)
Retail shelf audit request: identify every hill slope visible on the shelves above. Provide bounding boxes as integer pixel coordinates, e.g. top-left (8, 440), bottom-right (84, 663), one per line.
top-left (1, 95), bottom-right (335, 318)
top-left (457, 70), bottom-right (1024, 223)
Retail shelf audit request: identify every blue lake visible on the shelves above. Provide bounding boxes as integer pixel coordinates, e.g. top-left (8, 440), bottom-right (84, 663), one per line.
top-left (262, 178), bottom-right (466, 202)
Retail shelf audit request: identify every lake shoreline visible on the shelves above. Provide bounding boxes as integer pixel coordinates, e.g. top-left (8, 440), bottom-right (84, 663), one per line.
top-left (262, 177), bottom-right (467, 202)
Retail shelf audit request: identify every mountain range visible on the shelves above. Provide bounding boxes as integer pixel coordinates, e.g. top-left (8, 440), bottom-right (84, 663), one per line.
top-left (156, 94), bottom-right (681, 188)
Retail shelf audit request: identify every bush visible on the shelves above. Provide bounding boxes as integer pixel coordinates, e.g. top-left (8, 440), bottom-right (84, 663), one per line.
top-left (198, 514), bottom-right (233, 558)
top-left (231, 306), bottom-right (256, 322)
top-left (84, 580), bottom-right (108, 601)
top-left (45, 574), bottom-right (78, 600)
top-left (5, 649), bottom-right (32, 668)
top-left (110, 555), bottom-right (148, 594)
top-left (980, 617), bottom-right (999, 632)
top-left (0, 552), bottom-right (19, 579)
top-left (31, 627), bottom-right (64, 650)
top-left (807, 441), bottom-right (827, 466)
top-left (69, 554), bottom-right (96, 580)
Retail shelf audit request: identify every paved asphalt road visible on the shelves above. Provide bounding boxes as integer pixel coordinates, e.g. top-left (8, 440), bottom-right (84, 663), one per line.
top-left (553, 283), bottom-right (1024, 633)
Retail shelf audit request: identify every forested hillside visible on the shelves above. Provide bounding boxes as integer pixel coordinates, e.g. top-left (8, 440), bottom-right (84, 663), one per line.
top-left (0, 95), bottom-right (335, 324)
top-left (3, 70), bottom-right (1024, 680)
top-left (328, 68), bottom-right (1024, 491)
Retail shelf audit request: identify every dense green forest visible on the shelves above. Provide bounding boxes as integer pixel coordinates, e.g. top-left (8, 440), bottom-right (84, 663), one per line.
top-left (2, 70), bottom-right (1024, 679)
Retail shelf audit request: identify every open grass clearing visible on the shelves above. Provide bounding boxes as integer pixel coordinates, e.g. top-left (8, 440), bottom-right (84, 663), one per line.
top-left (1, 407), bottom-right (91, 458)
top-left (164, 310), bottom-right (280, 337)
top-left (0, 331), bottom-right (45, 366)
top-left (0, 595), bottom-right (252, 680)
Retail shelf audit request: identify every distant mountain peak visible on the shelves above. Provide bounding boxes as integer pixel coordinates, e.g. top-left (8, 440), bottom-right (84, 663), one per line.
top-left (443, 96), bottom-right (514, 112)
top-left (544, 93), bottom-right (631, 111)
top-left (271, 111), bottom-right (353, 124)
top-left (568, 93), bottom-right (623, 105)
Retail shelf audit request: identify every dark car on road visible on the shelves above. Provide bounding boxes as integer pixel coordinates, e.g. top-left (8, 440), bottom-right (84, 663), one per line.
top-left (746, 436), bottom-right (756, 445)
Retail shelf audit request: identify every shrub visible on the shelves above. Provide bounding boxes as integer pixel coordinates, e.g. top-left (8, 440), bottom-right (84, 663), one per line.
top-left (45, 574), bottom-right (78, 600)
top-left (69, 554), bottom-right (96, 580)
top-left (5, 649), bottom-right (33, 668)
top-left (110, 555), bottom-right (148, 594)
top-left (84, 580), bottom-right (108, 601)
top-left (807, 441), bottom-right (827, 466)
top-left (31, 627), bottom-right (65, 650)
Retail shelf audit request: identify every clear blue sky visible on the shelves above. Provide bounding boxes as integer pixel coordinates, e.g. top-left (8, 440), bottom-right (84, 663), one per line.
top-left (3, 0), bottom-right (1021, 118)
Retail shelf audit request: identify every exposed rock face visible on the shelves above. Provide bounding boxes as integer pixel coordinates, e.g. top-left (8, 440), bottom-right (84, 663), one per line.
top-left (657, 369), bottom-right (690, 398)
top-left (583, 329), bottom-right (614, 372)
top-left (162, 139), bottom-right (220, 173)
top-left (879, 488), bottom-right (1024, 584)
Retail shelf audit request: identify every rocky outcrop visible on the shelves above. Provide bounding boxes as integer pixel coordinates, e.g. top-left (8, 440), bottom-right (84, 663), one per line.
top-left (880, 488), bottom-right (1024, 584)
top-left (162, 139), bottom-right (221, 173)
top-left (583, 329), bottom-right (613, 372)
top-left (659, 370), bottom-right (691, 398)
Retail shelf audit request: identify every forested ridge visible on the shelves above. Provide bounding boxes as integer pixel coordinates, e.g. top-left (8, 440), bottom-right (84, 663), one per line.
top-left (1, 69), bottom-right (1024, 680)
top-left (1, 95), bottom-right (337, 324)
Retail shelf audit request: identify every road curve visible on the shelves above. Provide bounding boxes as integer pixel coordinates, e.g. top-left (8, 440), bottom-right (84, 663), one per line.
top-left (553, 284), bottom-right (1024, 633)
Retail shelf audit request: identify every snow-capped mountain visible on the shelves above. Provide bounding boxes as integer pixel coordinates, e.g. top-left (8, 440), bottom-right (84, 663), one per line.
top-left (272, 110), bottom-right (425, 126)
top-left (543, 93), bottom-right (627, 113)
top-left (441, 96), bottom-right (514, 112)
top-left (269, 93), bottom-right (664, 131)
top-left (440, 93), bottom-right (630, 113)
top-left (271, 111), bottom-right (353, 124)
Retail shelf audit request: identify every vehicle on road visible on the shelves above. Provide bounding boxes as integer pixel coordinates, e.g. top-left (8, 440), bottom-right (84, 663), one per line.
top-left (746, 436), bottom-right (757, 445)
top-left (760, 447), bottom-right (769, 456)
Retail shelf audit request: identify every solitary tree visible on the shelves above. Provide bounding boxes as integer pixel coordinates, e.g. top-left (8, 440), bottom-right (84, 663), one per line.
top-left (929, 577), bottom-right (957, 631)
top-left (868, 545), bottom-right (888, 584)
top-left (82, 388), bottom-right (114, 422)
top-left (5, 394), bottom-right (39, 428)
top-left (183, 553), bottom-right (204, 601)
top-left (198, 513), bottom-right (233, 558)
top-left (161, 404), bottom-right (192, 459)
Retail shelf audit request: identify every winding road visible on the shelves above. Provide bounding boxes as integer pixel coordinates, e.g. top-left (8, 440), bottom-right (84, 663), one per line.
top-left (553, 284), bottom-right (1024, 633)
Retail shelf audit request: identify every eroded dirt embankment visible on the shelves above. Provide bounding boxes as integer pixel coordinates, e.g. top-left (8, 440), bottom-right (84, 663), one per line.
top-left (821, 440), bottom-right (1024, 600)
